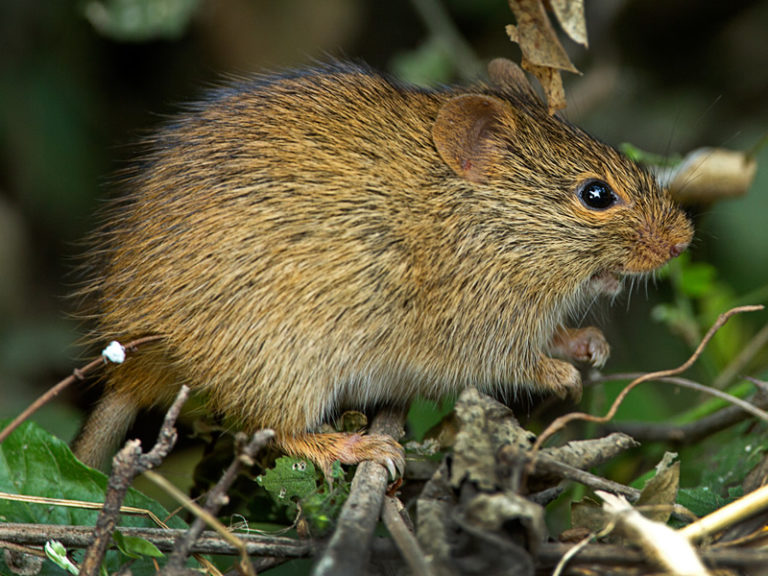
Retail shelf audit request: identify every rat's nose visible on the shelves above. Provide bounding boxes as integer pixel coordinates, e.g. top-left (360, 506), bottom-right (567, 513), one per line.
top-left (670, 242), bottom-right (688, 258)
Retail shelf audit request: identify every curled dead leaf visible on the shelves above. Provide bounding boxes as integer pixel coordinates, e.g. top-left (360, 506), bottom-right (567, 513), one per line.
top-left (549, 0), bottom-right (588, 47)
top-left (657, 147), bottom-right (757, 204)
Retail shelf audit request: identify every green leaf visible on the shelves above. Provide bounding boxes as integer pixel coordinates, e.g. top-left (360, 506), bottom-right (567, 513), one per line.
top-left (256, 457), bottom-right (318, 504)
top-left (0, 419), bottom-right (187, 576)
top-left (255, 457), bottom-right (352, 535)
top-left (678, 425), bottom-right (766, 517)
top-left (677, 485), bottom-right (730, 518)
top-left (112, 530), bottom-right (164, 559)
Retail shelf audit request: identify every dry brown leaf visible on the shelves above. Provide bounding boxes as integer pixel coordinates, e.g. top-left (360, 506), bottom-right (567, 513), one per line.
top-left (506, 0), bottom-right (585, 113)
top-left (521, 61), bottom-right (566, 113)
top-left (570, 495), bottom-right (610, 535)
top-left (635, 452), bottom-right (680, 524)
top-left (506, 0), bottom-right (579, 71)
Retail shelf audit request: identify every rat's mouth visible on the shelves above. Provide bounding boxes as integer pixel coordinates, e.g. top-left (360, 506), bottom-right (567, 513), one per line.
top-left (588, 270), bottom-right (623, 297)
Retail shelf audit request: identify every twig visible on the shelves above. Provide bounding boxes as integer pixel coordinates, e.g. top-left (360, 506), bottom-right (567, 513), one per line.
top-left (79, 385), bottom-right (189, 576)
top-left (0, 492), bottom-right (169, 527)
top-left (312, 407), bottom-right (406, 576)
top-left (590, 373), bottom-right (768, 425)
top-left (602, 382), bottom-right (768, 443)
top-left (0, 524), bottom-right (310, 557)
top-left (158, 430), bottom-right (275, 576)
top-left (381, 497), bottom-right (434, 576)
top-left (536, 541), bottom-right (768, 568)
top-left (551, 535), bottom-right (593, 576)
top-left (79, 440), bottom-right (143, 576)
top-left (0, 540), bottom-right (47, 558)
top-left (142, 472), bottom-right (247, 556)
top-left (531, 305), bottom-right (764, 457)
top-left (0, 335), bottom-right (163, 445)
top-left (521, 450), bottom-right (640, 501)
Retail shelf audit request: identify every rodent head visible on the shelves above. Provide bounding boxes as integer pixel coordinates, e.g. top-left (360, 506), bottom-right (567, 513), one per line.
top-left (432, 59), bottom-right (693, 299)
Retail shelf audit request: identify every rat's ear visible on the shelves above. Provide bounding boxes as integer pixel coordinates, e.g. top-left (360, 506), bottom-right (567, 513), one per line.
top-left (488, 58), bottom-right (540, 102)
top-left (433, 94), bottom-right (508, 184)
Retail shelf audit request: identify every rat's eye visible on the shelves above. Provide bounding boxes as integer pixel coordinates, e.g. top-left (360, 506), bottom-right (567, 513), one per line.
top-left (578, 179), bottom-right (618, 210)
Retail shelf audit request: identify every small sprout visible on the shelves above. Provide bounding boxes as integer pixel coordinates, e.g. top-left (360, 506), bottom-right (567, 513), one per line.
top-left (44, 540), bottom-right (79, 575)
top-left (102, 341), bottom-right (126, 364)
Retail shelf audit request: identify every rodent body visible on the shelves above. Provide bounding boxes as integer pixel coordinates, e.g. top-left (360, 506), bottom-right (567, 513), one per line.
top-left (73, 60), bottom-right (693, 474)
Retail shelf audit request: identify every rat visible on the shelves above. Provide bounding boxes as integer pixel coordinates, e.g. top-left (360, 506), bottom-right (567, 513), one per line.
top-left (72, 59), bottom-right (693, 478)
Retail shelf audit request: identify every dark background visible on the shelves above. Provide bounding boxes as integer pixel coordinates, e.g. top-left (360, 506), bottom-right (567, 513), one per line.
top-left (1, 0), bottom-right (767, 450)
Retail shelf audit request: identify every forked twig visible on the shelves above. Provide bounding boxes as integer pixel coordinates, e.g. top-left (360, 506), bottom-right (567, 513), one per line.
top-left (79, 385), bottom-right (188, 576)
top-left (531, 305), bottom-right (764, 459)
top-left (150, 430), bottom-right (275, 576)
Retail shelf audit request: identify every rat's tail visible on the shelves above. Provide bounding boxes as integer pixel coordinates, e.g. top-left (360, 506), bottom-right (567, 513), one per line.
top-left (72, 391), bottom-right (138, 470)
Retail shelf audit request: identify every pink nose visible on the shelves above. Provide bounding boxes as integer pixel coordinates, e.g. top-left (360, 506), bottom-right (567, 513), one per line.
top-left (670, 242), bottom-right (688, 258)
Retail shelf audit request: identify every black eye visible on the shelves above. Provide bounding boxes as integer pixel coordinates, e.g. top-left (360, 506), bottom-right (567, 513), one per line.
top-left (578, 179), bottom-right (618, 210)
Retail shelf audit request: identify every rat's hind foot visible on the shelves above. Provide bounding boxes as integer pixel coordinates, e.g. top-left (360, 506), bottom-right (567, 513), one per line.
top-left (276, 432), bottom-right (404, 480)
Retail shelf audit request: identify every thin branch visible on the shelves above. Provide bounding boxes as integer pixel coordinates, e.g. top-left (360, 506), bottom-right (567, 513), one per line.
top-left (158, 430), bottom-right (275, 576)
top-left (0, 524), bottom-right (310, 557)
top-left (536, 541), bottom-right (768, 569)
top-left (531, 305), bottom-right (764, 457)
top-left (0, 335), bottom-right (163, 445)
top-left (0, 539), bottom-right (47, 558)
top-left (312, 407), bottom-right (406, 576)
top-left (381, 497), bottom-right (434, 576)
top-left (79, 385), bottom-right (189, 576)
top-left (520, 450), bottom-right (639, 501)
top-left (596, 376), bottom-right (768, 443)
top-left (142, 472), bottom-right (246, 555)
top-left (79, 440), bottom-right (144, 576)
top-left (591, 372), bottom-right (768, 424)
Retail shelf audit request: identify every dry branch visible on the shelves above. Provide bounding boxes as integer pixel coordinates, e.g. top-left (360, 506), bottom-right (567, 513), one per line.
top-left (159, 430), bottom-right (275, 576)
top-left (0, 524), bottom-right (309, 557)
top-left (312, 407), bottom-right (405, 576)
top-left (381, 496), bottom-right (433, 576)
top-left (80, 385), bottom-right (189, 576)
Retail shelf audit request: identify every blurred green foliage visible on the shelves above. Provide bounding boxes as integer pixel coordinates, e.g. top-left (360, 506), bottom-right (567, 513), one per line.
top-left (82, 0), bottom-right (202, 41)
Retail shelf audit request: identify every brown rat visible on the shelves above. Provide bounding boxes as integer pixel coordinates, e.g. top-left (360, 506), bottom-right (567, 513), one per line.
top-left (72, 59), bottom-right (693, 477)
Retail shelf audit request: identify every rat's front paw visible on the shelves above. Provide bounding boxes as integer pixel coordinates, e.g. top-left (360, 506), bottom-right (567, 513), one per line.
top-left (533, 356), bottom-right (582, 402)
top-left (550, 326), bottom-right (610, 368)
